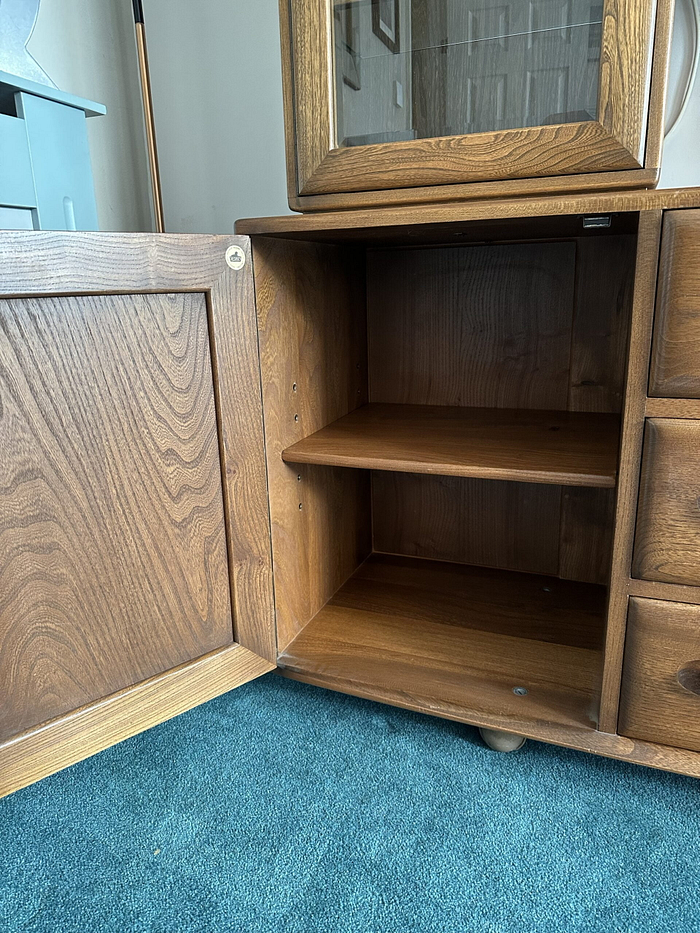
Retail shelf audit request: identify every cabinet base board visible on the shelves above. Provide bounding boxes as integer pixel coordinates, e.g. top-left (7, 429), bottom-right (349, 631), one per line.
top-left (276, 668), bottom-right (700, 779)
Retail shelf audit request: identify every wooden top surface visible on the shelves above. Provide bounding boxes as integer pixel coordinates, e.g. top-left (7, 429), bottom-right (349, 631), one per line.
top-left (282, 404), bottom-right (621, 488)
top-left (237, 187), bottom-right (700, 238)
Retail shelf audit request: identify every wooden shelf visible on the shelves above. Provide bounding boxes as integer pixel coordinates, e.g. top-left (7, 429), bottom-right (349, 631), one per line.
top-left (282, 404), bottom-right (620, 488)
top-left (278, 554), bottom-right (606, 733)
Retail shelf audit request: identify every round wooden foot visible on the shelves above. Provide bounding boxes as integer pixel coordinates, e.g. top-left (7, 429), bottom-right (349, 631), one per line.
top-left (479, 727), bottom-right (527, 752)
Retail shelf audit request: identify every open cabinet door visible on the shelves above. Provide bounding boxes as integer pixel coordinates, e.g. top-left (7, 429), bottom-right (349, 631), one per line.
top-left (0, 233), bottom-right (276, 798)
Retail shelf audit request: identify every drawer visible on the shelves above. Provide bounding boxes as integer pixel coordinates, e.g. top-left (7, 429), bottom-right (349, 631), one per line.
top-left (633, 419), bottom-right (700, 586)
top-left (620, 597), bottom-right (700, 753)
top-left (650, 210), bottom-right (700, 398)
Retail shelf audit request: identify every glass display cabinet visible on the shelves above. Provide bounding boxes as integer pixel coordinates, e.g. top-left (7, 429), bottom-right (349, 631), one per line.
top-left (279, 0), bottom-right (674, 210)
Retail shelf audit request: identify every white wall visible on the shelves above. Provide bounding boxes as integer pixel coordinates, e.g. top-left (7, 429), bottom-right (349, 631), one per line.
top-left (143, 0), bottom-right (291, 232)
top-left (28, 0), bottom-right (152, 232)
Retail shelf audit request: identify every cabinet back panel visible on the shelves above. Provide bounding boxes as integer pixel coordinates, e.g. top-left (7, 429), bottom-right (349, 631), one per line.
top-left (372, 473), bottom-right (562, 575)
top-left (368, 235), bottom-right (635, 583)
top-left (368, 241), bottom-right (577, 409)
top-left (0, 292), bottom-right (233, 743)
top-left (253, 238), bottom-right (372, 651)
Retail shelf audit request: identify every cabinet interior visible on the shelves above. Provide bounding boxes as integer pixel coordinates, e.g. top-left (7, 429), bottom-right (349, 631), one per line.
top-left (253, 212), bottom-right (639, 732)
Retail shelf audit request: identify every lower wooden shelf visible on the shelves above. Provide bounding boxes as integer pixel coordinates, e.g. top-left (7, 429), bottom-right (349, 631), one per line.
top-left (278, 554), bottom-right (606, 733)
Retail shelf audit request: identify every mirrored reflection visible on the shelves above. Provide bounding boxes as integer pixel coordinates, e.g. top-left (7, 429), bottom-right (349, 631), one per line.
top-left (333, 0), bottom-right (602, 147)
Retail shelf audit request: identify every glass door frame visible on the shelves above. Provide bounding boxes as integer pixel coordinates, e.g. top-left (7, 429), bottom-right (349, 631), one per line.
top-left (283, 0), bottom-right (668, 201)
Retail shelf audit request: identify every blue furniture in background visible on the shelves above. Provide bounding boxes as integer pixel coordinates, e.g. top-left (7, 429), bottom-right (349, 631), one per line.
top-left (0, 70), bottom-right (105, 230)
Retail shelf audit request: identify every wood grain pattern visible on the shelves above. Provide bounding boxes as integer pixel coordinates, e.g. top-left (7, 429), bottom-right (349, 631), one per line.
top-left (0, 232), bottom-right (276, 780)
top-left (645, 398), bottom-right (700, 418)
top-left (0, 233), bottom-right (275, 663)
top-left (643, 0), bottom-right (675, 172)
top-left (299, 122), bottom-right (640, 196)
top-left (207, 237), bottom-right (277, 663)
top-left (288, 168), bottom-right (660, 213)
top-left (649, 210), bottom-right (700, 398)
top-left (633, 418), bottom-right (700, 586)
top-left (253, 237), bottom-right (371, 652)
top-left (278, 663), bottom-right (700, 777)
top-left (568, 235), bottom-right (637, 414)
top-left (279, 554), bottom-right (605, 732)
top-left (0, 290), bottom-right (233, 743)
top-left (598, 0), bottom-right (656, 164)
top-left (283, 404), bottom-right (620, 487)
top-left (559, 235), bottom-right (635, 584)
top-left (620, 597), bottom-right (700, 753)
top-left (237, 188), bottom-right (700, 240)
top-left (629, 577), bottom-right (700, 605)
top-left (559, 488), bottom-right (617, 586)
top-left (598, 211), bottom-right (662, 733)
top-left (283, 0), bottom-right (664, 202)
top-left (364, 235), bottom-right (631, 585)
top-left (288, 0), bottom-right (334, 199)
top-left (287, 0), bottom-right (672, 213)
top-left (278, 0), bottom-right (300, 214)
top-left (367, 242), bottom-right (576, 410)
top-left (0, 644), bottom-right (274, 799)
top-left (372, 473), bottom-right (562, 576)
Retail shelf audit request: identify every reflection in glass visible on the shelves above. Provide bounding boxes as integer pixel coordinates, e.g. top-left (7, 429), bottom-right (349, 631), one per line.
top-left (332, 0), bottom-right (603, 147)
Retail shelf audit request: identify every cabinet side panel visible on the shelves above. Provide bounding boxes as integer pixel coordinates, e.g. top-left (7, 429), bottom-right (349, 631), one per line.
top-left (599, 210), bottom-right (663, 733)
top-left (559, 233), bottom-right (637, 583)
top-left (253, 238), bottom-right (372, 651)
top-left (0, 292), bottom-right (234, 743)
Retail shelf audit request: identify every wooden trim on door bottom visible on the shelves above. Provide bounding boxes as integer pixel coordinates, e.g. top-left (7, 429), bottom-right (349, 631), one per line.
top-left (0, 645), bottom-right (274, 799)
top-left (278, 668), bottom-right (700, 778)
top-left (299, 122), bottom-right (642, 198)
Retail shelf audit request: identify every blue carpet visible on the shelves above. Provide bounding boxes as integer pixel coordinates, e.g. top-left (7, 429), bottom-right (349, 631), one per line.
top-left (1, 674), bottom-right (699, 933)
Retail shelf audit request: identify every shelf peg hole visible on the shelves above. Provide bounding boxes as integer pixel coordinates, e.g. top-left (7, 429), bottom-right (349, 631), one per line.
top-left (294, 414), bottom-right (299, 422)
top-left (292, 383), bottom-right (297, 392)
top-left (677, 662), bottom-right (700, 696)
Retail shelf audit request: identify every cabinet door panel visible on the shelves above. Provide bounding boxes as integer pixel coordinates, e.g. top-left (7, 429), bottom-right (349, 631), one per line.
top-left (0, 291), bottom-right (232, 742)
top-left (0, 233), bottom-right (275, 796)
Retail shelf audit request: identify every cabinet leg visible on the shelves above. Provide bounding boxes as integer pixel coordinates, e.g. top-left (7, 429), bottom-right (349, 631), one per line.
top-left (479, 727), bottom-right (527, 752)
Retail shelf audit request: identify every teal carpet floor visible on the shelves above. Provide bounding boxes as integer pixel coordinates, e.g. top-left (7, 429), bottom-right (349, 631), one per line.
top-left (1, 673), bottom-right (699, 933)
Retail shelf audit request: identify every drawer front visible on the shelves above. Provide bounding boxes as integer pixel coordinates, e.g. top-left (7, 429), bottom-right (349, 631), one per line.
top-left (620, 597), bottom-right (700, 753)
top-left (650, 210), bottom-right (700, 398)
top-left (633, 419), bottom-right (700, 586)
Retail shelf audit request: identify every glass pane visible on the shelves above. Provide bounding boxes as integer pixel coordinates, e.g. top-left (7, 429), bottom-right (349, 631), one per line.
top-left (332, 0), bottom-right (603, 147)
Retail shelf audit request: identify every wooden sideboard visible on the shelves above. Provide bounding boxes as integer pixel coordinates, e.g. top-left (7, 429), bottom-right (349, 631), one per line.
top-left (4, 188), bottom-right (700, 795)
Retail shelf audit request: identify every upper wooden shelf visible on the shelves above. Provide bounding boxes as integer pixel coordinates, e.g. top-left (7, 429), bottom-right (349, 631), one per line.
top-left (282, 404), bottom-right (620, 488)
